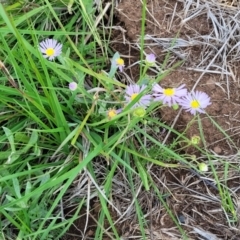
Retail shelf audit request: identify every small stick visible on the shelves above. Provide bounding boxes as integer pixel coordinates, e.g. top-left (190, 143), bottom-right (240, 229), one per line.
top-left (0, 60), bottom-right (18, 88)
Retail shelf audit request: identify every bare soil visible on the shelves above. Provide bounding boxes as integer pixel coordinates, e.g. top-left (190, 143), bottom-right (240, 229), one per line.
top-left (115, 0), bottom-right (240, 154)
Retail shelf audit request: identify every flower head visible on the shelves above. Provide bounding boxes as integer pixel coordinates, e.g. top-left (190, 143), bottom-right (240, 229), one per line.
top-left (107, 109), bottom-right (117, 119)
top-left (179, 91), bottom-right (211, 115)
top-left (152, 84), bottom-right (187, 107)
top-left (69, 82), bottom-right (78, 91)
top-left (125, 84), bottom-right (151, 109)
top-left (39, 39), bottom-right (62, 60)
top-left (115, 58), bottom-right (124, 72)
top-left (107, 108), bottom-right (122, 119)
top-left (191, 135), bottom-right (201, 145)
top-left (133, 107), bottom-right (146, 118)
top-left (145, 53), bottom-right (156, 64)
top-left (198, 162), bottom-right (208, 172)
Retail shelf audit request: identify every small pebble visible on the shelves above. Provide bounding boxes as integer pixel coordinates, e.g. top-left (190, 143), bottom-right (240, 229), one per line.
top-left (206, 78), bottom-right (216, 91)
top-left (214, 146), bottom-right (222, 154)
top-left (178, 214), bottom-right (186, 224)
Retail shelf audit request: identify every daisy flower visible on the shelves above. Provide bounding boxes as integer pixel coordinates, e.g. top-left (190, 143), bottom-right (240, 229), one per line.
top-left (145, 53), bottom-right (156, 64)
top-left (107, 108), bottom-right (122, 119)
top-left (152, 84), bottom-right (187, 106)
top-left (39, 39), bottom-right (62, 60)
top-left (179, 91), bottom-right (211, 115)
top-left (115, 58), bottom-right (124, 72)
top-left (69, 82), bottom-right (78, 91)
top-left (125, 84), bottom-right (152, 108)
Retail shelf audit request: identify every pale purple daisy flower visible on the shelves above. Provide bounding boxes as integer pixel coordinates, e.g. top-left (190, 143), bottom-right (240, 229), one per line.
top-left (125, 84), bottom-right (152, 108)
top-left (152, 84), bottom-right (187, 107)
top-left (69, 82), bottom-right (78, 91)
top-left (145, 53), bottom-right (156, 64)
top-left (39, 39), bottom-right (62, 60)
top-left (179, 91), bottom-right (211, 115)
top-left (115, 58), bottom-right (124, 72)
top-left (107, 108), bottom-right (122, 119)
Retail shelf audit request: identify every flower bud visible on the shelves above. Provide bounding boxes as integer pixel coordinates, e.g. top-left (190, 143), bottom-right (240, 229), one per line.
top-left (69, 82), bottom-right (77, 91)
top-left (191, 135), bottom-right (201, 145)
top-left (133, 107), bottom-right (146, 117)
top-left (198, 162), bottom-right (208, 172)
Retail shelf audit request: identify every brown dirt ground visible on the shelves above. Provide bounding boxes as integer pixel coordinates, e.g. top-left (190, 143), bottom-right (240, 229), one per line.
top-left (114, 0), bottom-right (240, 154)
top-left (64, 0), bottom-right (240, 239)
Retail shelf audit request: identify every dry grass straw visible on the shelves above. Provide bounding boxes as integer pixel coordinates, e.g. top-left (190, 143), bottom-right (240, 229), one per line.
top-left (145, 0), bottom-right (240, 91)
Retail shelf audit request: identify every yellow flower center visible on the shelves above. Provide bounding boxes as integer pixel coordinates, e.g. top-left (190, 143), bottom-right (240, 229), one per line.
top-left (190, 100), bottom-right (200, 109)
top-left (116, 58), bottom-right (124, 66)
top-left (163, 88), bottom-right (175, 96)
top-left (131, 93), bottom-right (138, 100)
top-left (46, 48), bottom-right (55, 56)
top-left (108, 109), bottom-right (117, 118)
